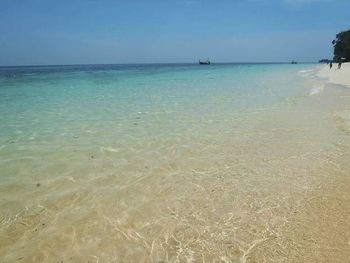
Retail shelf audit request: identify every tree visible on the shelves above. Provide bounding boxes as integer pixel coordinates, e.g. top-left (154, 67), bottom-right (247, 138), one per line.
top-left (332, 29), bottom-right (350, 62)
top-left (318, 59), bottom-right (331, 63)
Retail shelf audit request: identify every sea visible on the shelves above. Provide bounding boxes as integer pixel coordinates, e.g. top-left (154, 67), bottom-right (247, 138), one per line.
top-left (1, 63), bottom-right (350, 262)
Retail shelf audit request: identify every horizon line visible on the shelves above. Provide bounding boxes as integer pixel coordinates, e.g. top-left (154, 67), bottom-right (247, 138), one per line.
top-left (0, 61), bottom-right (317, 68)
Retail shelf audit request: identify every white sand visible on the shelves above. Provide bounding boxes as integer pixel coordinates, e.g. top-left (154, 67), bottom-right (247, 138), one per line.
top-left (317, 62), bottom-right (350, 88)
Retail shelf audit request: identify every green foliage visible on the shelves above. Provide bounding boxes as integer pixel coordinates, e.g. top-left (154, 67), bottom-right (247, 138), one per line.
top-left (333, 29), bottom-right (350, 62)
top-left (318, 59), bottom-right (331, 63)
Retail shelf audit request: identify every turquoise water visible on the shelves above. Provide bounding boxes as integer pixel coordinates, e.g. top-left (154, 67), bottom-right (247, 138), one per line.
top-left (4, 63), bottom-right (341, 262)
top-left (0, 63), bottom-right (313, 144)
top-left (0, 63), bottom-right (315, 185)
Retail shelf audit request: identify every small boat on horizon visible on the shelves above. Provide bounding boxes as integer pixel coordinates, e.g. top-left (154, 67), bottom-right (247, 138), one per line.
top-left (291, 61), bottom-right (297, 64)
top-left (199, 59), bottom-right (210, 65)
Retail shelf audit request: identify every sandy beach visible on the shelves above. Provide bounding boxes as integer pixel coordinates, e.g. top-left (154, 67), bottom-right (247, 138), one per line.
top-left (1, 0), bottom-right (349, 261)
top-left (317, 62), bottom-right (350, 88)
top-left (1, 63), bottom-right (350, 262)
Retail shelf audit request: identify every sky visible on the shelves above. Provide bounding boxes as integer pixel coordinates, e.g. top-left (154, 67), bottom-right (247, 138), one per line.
top-left (0, 0), bottom-right (349, 65)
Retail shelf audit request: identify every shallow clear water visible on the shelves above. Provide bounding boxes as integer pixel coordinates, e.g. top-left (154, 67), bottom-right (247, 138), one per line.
top-left (0, 63), bottom-right (312, 184)
top-left (1, 63), bottom-right (350, 262)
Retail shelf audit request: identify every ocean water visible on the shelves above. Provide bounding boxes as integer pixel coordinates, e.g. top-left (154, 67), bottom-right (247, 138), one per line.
top-left (0, 63), bottom-right (311, 185)
top-left (1, 63), bottom-right (350, 262)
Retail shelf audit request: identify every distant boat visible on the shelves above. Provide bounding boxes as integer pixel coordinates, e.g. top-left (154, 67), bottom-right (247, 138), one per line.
top-left (199, 59), bottom-right (210, 65)
top-left (291, 61), bottom-right (297, 64)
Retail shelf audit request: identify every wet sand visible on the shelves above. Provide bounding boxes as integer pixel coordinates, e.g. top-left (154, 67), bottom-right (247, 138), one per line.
top-left (1, 65), bottom-right (350, 262)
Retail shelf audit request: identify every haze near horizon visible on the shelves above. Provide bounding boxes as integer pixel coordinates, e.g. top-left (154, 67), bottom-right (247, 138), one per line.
top-left (0, 0), bottom-right (349, 66)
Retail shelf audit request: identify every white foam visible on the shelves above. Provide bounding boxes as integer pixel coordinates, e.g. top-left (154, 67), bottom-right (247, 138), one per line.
top-left (299, 69), bottom-right (314, 74)
top-left (100, 147), bottom-right (120, 153)
top-left (309, 85), bottom-right (324, 95)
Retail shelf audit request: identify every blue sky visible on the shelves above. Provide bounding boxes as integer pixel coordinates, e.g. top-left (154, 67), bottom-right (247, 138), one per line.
top-left (0, 0), bottom-right (349, 65)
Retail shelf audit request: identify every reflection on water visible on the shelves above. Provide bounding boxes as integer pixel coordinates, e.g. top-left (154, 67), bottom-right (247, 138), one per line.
top-left (0, 64), bottom-right (350, 262)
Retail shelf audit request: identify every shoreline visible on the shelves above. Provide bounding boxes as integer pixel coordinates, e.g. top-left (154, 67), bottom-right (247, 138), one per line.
top-left (316, 62), bottom-right (350, 88)
top-left (1, 64), bottom-right (350, 262)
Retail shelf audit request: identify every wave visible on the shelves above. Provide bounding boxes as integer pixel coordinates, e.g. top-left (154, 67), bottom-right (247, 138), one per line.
top-left (100, 147), bottom-right (120, 153)
top-left (299, 69), bottom-right (314, 74)
top-left (309, 85), bottom-right (324, 95)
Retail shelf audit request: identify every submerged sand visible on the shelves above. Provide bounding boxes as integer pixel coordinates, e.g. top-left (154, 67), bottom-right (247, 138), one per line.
top-left (1, 65), bottom-right (350, 262)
